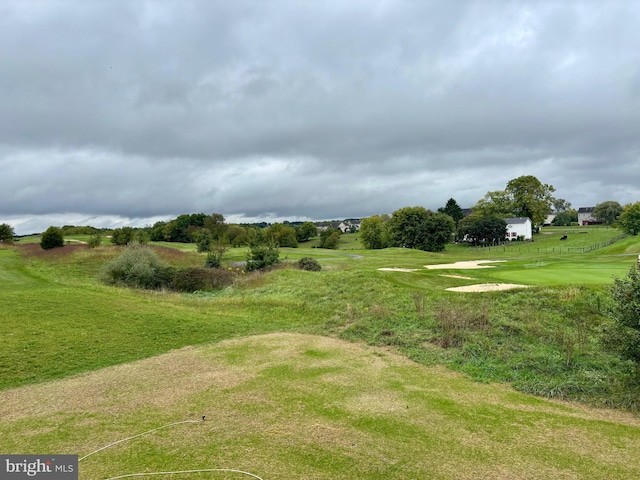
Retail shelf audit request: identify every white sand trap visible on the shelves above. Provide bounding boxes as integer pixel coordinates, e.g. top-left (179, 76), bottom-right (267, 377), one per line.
top-left (424, 260), bottom-right (506, 270)
top-left (440, 274), bottom-right (475, 280)
top-left (377, 267), bottom-right (419, 272)
top-left (447, 283), bottom-right (528, 292)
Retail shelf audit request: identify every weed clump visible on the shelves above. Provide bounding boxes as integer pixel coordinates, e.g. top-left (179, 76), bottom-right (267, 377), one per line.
top-left (298, 257), bottom-right (321, 271)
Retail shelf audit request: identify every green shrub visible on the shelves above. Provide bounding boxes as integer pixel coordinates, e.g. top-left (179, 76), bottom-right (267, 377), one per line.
top-left (204, 252), bottom-right (221, 268)
top-left (87, 233), bottom-right (102, 248)
top-left (171, 267), bottom-right (234, 292)
top-left (603, 266), bottom-right (640, 364)
top-left (298, 257), bottom-right (321, 271)
top-left (0, 223), bottom-right (15, 243)
top-left (99, 243), bottom-right (173, 289)
top-left (246, 243), bottom-right (280, 272)
top-left (41, 226), bottom-right (64, 250)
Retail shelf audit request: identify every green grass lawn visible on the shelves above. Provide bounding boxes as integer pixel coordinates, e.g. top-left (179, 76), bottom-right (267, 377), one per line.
top-left (2, 334), bottom-right (639, 480)
top-left (1, 229), bottom-right (640, 479)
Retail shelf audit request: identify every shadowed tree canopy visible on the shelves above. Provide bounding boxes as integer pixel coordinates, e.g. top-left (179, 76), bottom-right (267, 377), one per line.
top-left (359, 215), bottom-right (387, 249)
top-left (474, 176), bottom-right (556, 227)
top-left (604, 266), bottom-right (640, 364)
top-left (619, 202), bottom-right (640, 236)
top-left (593, 201), bottom-right (623, 225)
top-left (295, 222), bottom-right (317, 242)
top-left (506, 175), bottom-right (556, 227)
top-left (386, 206), bottom-right (454, 252)
top-left (458, 213), bottom-right (508, 245)
top-left (40, 226), bottom-right (64, 250)
top-left (438, 198), bottom-right (464, 225)
top-left (0, 223), bottom-right (14, 243)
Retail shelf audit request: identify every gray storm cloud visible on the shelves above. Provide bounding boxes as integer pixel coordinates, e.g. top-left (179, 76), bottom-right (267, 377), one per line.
top-left (1, 1), bottom-right (639, 234)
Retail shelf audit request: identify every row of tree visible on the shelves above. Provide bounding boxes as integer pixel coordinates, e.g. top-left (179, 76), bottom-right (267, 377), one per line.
top-left (359, 175), bottom-right (640, 252)
top-left (107, 214), bottom-right (322, 249)
top-left (359, 207), bottom-right (455, 252)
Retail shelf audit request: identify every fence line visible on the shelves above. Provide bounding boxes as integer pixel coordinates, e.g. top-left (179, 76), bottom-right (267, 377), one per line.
top-left (469, 234), bottom-right (628, 255)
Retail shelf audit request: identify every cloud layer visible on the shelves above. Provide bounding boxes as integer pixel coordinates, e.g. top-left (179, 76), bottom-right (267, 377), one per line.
top-left (1, 1), bottom-right (639, 234)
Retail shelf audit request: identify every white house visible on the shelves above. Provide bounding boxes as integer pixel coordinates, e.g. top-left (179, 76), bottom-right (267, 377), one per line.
top-left (505, 217), bottom-right (532, 241)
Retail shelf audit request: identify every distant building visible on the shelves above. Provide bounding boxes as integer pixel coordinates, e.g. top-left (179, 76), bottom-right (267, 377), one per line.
top-left (577, 207), bottom-right (603, 225)
top-left (505, 217), bottom-right (532, 241)
top-left (316, 219), bottom-right (361, 232)
top-left (543, 213), bottom-right (556, 226)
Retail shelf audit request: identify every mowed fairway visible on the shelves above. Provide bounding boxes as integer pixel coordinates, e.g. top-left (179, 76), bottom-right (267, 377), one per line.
top-left (1, 334), bottom-right (639, 480)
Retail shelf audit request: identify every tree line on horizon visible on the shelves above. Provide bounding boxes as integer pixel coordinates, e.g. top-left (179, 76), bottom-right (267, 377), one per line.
top-left (359, 175), bottom-right (640, 251)
top-left (1, 175), bottom-right (640, 251)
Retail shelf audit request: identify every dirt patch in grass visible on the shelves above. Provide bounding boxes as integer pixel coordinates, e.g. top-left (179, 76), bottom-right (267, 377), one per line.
top-left (424, 260), bottom-right (507, 269)
top-left (446, 283), bottom-right (529, 292)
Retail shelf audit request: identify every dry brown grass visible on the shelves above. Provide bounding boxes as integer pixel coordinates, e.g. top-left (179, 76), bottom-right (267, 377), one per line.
top-left (1, 334), bottom-right (639, 480)
top-left (17, 243), bottom-right (87, 259)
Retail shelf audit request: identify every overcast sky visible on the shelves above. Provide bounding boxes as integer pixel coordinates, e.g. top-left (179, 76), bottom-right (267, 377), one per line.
top-left (1, 1), bottom-right (639, 235)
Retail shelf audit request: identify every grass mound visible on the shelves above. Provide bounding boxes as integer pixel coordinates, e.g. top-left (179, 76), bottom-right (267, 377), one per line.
top-left (1, 333), bottom-right (639, 480)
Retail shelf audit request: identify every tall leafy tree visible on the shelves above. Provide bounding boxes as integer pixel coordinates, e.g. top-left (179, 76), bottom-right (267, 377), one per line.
top-left (552, 198), bottom-right (572, 213)
top-left (387, 206), bottom-right (455, 251)
top-left (41, 226), bottom-right (64, 250)
top-left (438, 198), bottom-right (464, 226)
top-left (619, 202), bottom-right (640, 235)
top-left (359, 215), bottom-right (387, 249)
top-left (226, 225), bottom-right (248, 246)
top-left (593, 201), bottom-right (623, 225)
top-left (150, 221), bottom-right (167, 241)
top-left (552, 209), bottom-right (578, 226)
top-left (505, 175), bottom-right (556, 227)
top-left (0, 223), bottom-right (15, 243)
top-left (111, 227), bottom-right (135, 245)
top-left (387, 206), bottom-right (432, 249)
top-left (415, 212), bottom-right (455, 252)
top-left (319, 228), bottom-right (341, 249)
top-left (204, 213), bottom-right (227, 240)
top-left (472, 190), bottom-right (514, 217)
top-left (458, 213), bottom-right (507, 245)
top-left (295, 222), bottom-right (317, 242)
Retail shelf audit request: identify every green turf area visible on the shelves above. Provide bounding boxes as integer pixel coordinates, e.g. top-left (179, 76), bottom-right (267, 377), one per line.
top-left (1, 228), bottom-right (640, 478)
top-left (1, 334), bottom-right (639, 480)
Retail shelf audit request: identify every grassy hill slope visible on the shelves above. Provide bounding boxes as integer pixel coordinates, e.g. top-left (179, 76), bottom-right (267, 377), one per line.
top-left (1, 333), bottom-right (639, 480)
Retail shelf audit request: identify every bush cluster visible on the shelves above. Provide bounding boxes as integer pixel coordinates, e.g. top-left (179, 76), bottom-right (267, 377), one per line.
top-left (99, 243), bottom-right (174, 289)
top-left (298, 257), bottom-right (321, 271)
top-left (246, 243), bottom-right (280, 272)
top-left (41, 226), bottom-right (65, 250)
top-left (99, 243), bottom-right (236, 292)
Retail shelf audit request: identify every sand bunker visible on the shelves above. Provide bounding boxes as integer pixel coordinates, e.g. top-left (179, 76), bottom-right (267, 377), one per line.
top-left (424, 260), bottom-right (506, 270)
top-left (446, 283), bottom-right (528, 292)
top-left (440, 274), bottom-right (475, 280)
top-left (377, 267), bottom-right (420, 272)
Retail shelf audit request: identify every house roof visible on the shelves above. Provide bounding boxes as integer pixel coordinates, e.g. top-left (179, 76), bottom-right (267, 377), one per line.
top-left (504, 217), bottom-right (530, 224)
top-left (578, 207), bottom-right (595, 213)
